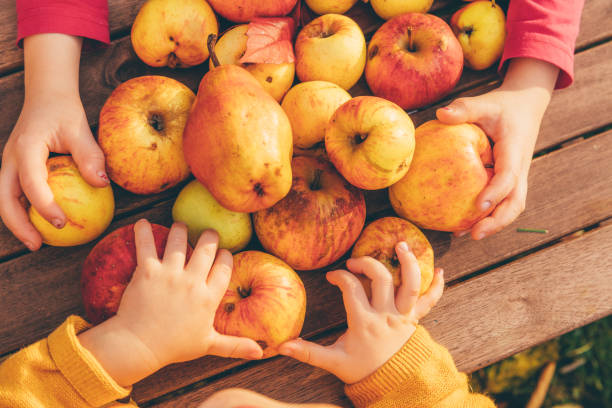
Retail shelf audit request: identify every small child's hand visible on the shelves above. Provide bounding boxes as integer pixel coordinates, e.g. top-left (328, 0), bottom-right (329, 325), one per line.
top-left (0, 34), bottom-right (108, 251)
top-left (78, 220), bottom-right (263, 387)
top-left (278, 242), bottom-right (444, 384)
top-left (436, 58), bottom-right (559, 240)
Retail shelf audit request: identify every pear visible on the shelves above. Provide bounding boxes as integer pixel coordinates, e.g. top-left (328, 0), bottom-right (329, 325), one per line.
top-left (184, 44), bottom-right (293, 213)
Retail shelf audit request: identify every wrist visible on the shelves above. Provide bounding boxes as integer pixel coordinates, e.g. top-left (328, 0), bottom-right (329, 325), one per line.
top-left (78, 317), bottom-right (162, 387)
top-left (501, 58), bottom-right (558, 105)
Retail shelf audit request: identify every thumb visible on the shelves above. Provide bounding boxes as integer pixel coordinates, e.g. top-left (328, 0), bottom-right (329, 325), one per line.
top-left (69, 128), bottom-right (109, 187)
top-left (436, 97), bottom-right (488, 125)
top-left (278, 338), bottom-right (340, 372)
top-left (208, 333), bottom-right (264, 360)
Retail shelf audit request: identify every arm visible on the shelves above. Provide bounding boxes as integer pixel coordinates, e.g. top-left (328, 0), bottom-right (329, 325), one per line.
top-left (0, 221), bottom-right (262, 406)
top-left (279, 244), bottom-right (495, 407)
top-left (436, 0), bottom-right (584, 240)
top-left (0, 1), bottom-right (110, 250)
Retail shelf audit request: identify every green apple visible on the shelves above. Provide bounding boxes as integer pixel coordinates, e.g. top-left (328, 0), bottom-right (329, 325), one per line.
top-left (172, 180), bottom-right (253, 252)
top-left (369, 0), bottom-right (433, 20)
top-left (450, 0), bottom-right (506, 70)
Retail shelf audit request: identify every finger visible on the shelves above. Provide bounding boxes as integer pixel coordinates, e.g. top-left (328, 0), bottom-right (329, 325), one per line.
top-left (209, 333), bottom-right (263, 360)
top-left (17, 145), bottom-right (65, 228)
top-left (162, 222), bottom-right (188, 269)
top-left (471, 175), bottom-right (528, 240)
top-left (0, 163), bottom-right (42, 250)
top-left (346, 257), bottom-right (395, 312)
top-left (207, 249), bottom-right (234, 304)
top-left (436, 97), bottom-right (495, 126)
top-left (476, 139), bottom-right (523, 212)
top-left (186, 229), bottom-right (220, 279)
top-left (453, 230), bottom-right (471, 238)
top-left (394, 242), bottom-right (421, 315)
top-left (414, 268), bottom-right (445, 320)
top-left (69, 127), bottom-right (109, 187)
top-left (134, 219), bottom-right (157, 267)
top-left (278, 338), bottom-right (341, 371)
top-left (326, 269), bottom-right (372, 325)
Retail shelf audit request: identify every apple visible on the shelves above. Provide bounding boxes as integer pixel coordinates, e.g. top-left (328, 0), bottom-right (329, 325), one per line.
top-left (281, 81), bottom-right (351, 149)
top-left (450, 0), bottom-right (506, 70)
top-left (253, 156), bottom-right (366, 270)
top-left (131, 0), bottom-right (218, 68)
top-left (325, 96), bottom-right (415, 190)
top-left (172, 180), bottom-right (253, 253)
top-left (81, 223), bottom-right (192, 324)
top-left (369, 0), bottom-right (433, 20)
top-left (305, 0), bottom-right (359, 15)
top-left (29, 156), bottom-right (114, 247)
top-left (214, 250), bottom-right (306, 358)
top-left (207, 0), bottom-right (298, 22)
top-left (210, 24), bottom-right (294, 102)
top-left (98, 76), bottom-right (194, 195)
top-left (365, 13), bottom-right (464, 110)
top-left (295, 14), bottom-right (367, 90)
top-left (389, 120), bottom-right (494, 231)
top-left (351, 217), bottom-right (434, 297)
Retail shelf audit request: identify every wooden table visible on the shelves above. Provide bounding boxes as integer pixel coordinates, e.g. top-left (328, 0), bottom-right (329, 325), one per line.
top-left (1, 1), bottom-right (611, 406)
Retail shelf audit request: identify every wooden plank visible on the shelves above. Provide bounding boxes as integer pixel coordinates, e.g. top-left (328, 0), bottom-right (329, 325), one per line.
top-left (151, 222), bottom-right (612, 407)
top-left (0, 0), bottom-right (147, 75)
top-left (2, 129), bottom-right (609, 401)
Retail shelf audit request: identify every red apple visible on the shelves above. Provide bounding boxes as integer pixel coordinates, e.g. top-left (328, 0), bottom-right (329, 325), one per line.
top-left (214, 250), bottom-right (306, 358)
top-left (389, 120), bottom-right (494, 231)
top-left (207, 0), bottom-right (298, 23)
top-left (81, 223), bottom-right (192, 324)
top-left (253, 156), bottom-right (366, 270)
top-left (365, 13), bottom-right (463, 110)
top-left (98, 76), bottom-right (194, 194)
top-left (351, 217), bottom-right (434, 296)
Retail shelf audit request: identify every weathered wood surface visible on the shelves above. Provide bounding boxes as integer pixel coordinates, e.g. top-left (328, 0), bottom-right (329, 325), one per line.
top-left (1, 129), bottom-right (610, 403)
top-left (151, 223), bottom-right (612, 407)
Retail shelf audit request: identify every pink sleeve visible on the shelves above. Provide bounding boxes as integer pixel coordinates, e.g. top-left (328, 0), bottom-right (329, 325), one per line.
top-left (16, 0), bottom-right (109, 46)
top-left (499, 0), bottom-right (585, 89)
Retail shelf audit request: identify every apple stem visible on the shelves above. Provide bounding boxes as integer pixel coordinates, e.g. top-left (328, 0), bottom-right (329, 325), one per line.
top-left (310, 169), bottom-right (323, 191)
top-left (237, 286), bottom-right (251, 298)
top-left (407, 27), bottom-right (415, 52)
top-left (491, 0), bottom-right (496, 6)
top-left (207, 34), bottom-right (220, 68)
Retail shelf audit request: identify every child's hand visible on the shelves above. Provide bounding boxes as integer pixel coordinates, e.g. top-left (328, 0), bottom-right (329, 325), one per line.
top-left (0, 34), bottom-right (108, 251)
top-left (436, 58), bottom-right (559, 240)
top-left (279, 242), bottom-right (444, 384)
top-left (78, 220), bottom-right (263, 387)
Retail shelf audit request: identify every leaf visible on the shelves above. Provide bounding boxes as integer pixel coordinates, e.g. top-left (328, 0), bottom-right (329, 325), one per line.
top-left (239, 18), bottom-right (296, 65)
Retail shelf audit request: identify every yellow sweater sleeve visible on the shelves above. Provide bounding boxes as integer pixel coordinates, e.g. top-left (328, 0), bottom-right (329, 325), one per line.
top-left (345, 326), bottom-right (496, 408)
top-left (0, 315), bottom-right (136, 408)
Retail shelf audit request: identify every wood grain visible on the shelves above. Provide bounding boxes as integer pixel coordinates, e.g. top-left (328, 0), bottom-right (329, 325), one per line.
top-left (151, 223), bottom-right (612, 407)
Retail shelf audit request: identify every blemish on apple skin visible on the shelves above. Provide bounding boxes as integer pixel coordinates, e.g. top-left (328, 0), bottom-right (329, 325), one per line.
top-left (224, 303), bottom-right (235, 313)
top-left (266, 76), bottom-right (273, 83)
top-left (368, 45), bottom-right (379, 60)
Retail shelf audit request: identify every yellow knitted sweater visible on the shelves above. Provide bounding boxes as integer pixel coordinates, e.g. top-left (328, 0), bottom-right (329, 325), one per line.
top-left (0, 316), bottom-right (495, 407)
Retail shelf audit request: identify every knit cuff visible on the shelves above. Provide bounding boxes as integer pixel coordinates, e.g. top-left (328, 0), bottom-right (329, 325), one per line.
top-left (48, 315), bottom-right (131, 407)
top-left (344, 325), bottom-right (433, 408)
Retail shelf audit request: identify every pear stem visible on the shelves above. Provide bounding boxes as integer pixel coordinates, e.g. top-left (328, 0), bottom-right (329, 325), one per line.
top-left (207, 34), bottom-right (220, 68)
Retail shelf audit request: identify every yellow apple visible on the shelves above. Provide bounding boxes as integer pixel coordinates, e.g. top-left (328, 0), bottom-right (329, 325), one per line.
top-left (210, 25), bottom-right (295, 102)
top-left (389, 120), bottom-right (494, 232)
top-left (295, 14), bottom-right (367, 90)
top-left (305, 0), bottom-right (359, 15)
top-left (172, 180), bottom-right (253, 252)
top-left (325, 96), bottom-right (415, 190)
top-left (281, 81), bottom-right (351, 149)
top-left (131, 0), bottom-right (218, 68)
top-left (98, 76), bottom-right (194, 195)
top-left (369, 0), bottom-right (433, 20)
top-left (451, 0), bottom-right (506, 70)
top-left (29, 156), bottom-right (114, 247)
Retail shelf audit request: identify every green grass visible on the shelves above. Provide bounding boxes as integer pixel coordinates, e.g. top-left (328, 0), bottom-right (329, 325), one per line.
top-left (470, 315), bottom-right (611, 407)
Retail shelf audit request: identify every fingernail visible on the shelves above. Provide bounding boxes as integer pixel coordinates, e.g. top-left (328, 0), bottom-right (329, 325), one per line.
top-left (398, 242), bottom-right (409, 252)
top-left (480, 201), bottom-right (492, 211)
top-left (250, 350), bottom-right (263, 360)
top-left (97, 171), bottom-right (109, 184)
top-left (457, 230), bottom-right (470, 237)
top-left (475, 233), bottom-right (485, 240)
top-left (24, 241), bottom-right (35, 251)
top-left (52, 218), bottom-right (65, 229)
top-left (437, 268), bottom-right (444, 277)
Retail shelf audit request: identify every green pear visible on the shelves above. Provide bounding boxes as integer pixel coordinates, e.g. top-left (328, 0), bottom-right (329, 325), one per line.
top-left (172, 180), bottom-right (252, 252)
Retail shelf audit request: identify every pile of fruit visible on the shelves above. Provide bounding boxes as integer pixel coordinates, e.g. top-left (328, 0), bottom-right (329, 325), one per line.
top-left (31, 0), bottom-right (508, 358)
